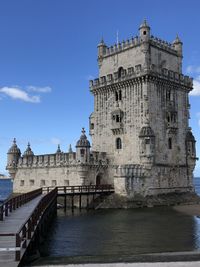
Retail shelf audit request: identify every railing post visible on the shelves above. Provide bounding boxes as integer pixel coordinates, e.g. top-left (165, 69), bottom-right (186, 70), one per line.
top-left (15, 233), bottom-right (21, 261)
top-left (0, 205), bottom-right (3, 221)
top-left (22, 226), bottom-right (27, 248)
top-left (5, 202), bottom-right (8, 217)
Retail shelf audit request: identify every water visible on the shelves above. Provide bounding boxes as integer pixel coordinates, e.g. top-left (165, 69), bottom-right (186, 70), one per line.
top-left (33, 177), bottom-right (200, 264)
top-left (1, 177), bottom-right (200, 263)
top-left (0, 179), bottom-right (13, 202)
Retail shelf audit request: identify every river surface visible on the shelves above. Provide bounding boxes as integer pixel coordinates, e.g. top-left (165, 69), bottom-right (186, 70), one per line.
top-left (29, 177), bottom-right (200, 265)
top-left (1, 178), bottom-right (200, 264)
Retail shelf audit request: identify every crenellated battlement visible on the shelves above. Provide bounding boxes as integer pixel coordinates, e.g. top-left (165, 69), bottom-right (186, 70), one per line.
top-left (90, 67), bottom-right (193, 92)
top-left (99, 35), bottom-right (178, 60)
top-left (150, 35), bottom-right (176, 53)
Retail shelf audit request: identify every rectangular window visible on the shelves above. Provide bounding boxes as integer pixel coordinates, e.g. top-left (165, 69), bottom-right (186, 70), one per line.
top-left (80, 149), bottom-right (85, 157)
top-left (40, 180), bottom-right (45, 186)
top-left (64, 180), bottom-right (69, 186)
top-left (168, 138), bottom-right (172, 149)
top-left (52, 180), bottom-right (57, 186)
top-left (30, 180), bottom-right (34, 186)
top-left (20, 180), bottom-right (24, 186)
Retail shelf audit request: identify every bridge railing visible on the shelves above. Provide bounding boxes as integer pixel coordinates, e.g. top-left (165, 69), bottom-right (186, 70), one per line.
top-left (0, 188), bottom-right (57, 262)
top-left (42, 184), bottom-right (114, 194)
top-left (15, 187), bottom-right (57, 261)
top-left (0, 188), bottom-right (42, 221)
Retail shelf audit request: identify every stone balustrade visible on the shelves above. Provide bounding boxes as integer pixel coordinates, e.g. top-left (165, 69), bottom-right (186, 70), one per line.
top-left (16, 151), bottom-right (108, 168)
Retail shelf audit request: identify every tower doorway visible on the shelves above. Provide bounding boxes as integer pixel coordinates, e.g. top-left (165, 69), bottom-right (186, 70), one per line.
top-left (96, 174), bottom-right (102, 186)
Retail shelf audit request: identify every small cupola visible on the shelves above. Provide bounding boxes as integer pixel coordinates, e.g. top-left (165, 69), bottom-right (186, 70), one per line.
top-left (56, 144), bottom-right (62, 154)
top-left (76, 128), bottom-right (90, 163)
top-left (8, 138), bottom-right (21, 156)
top-left (23, 142), bottom-right (34, 157)
top-left (6, 138), bottom-right (21, 177)
top-left (76, 128), bottom-right (91, 148)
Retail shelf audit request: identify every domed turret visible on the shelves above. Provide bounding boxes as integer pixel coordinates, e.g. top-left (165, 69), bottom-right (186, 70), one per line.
top-left (76, 128), bottom-right (91, 148)
top-left (6, 138), bottom-right (21, 178)
top-left (76, 128), bottom-right (90, 163)
top-left (23, 142), bottom-right (34, 157)
top-left (8, 138), bottom-right (21, 155)
top-left (186, 128), bottom-right (196, 159)
top-left (139, 19), bottom-right (150, 41)
top-left (56, 144), bottom-right (61, 154)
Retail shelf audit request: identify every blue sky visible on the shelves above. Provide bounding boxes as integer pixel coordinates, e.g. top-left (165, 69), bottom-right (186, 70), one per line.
top-left (0, 0), bottom-right (200, 176)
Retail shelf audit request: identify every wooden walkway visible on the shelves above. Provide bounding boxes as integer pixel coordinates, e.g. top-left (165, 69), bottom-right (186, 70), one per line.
top-left (0, 185), bottom-right (114, 266)
top-left (0, 195), bottom-right (44, 267)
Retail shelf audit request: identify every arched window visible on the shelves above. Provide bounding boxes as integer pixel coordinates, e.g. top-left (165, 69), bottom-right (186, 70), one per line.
top-left (168, 138), bottom-right (172, 149)
top-left (118, 67), bottom-right (123, 78)
top-left (116, 138), bottom-right (122, 149)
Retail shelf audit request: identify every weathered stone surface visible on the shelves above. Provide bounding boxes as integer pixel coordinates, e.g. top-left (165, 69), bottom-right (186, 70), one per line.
top-left (6, 20), bottom-right (197, 199)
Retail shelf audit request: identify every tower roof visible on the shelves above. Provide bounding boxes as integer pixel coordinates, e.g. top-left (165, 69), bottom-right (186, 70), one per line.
top-left (76, 128), bottom-right (90, 147)
top-left (98, 37), bottom-right (106, 47)
top-left (139, 19), bottom-right (150, 30)
top-left (8, 138), bottom-right (21, 154)
top-left (68, 144), bottom-right (73, 153)
top-left (56, 144), bottom-right (62, 153)
top-left (23, 142), bottom-right (34, 156)
top-left (173, 34), bottom-right (182, 44)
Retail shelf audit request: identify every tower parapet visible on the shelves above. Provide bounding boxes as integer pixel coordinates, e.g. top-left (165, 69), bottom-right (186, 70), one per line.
top-left (89, 67), bottom-right (193, 92)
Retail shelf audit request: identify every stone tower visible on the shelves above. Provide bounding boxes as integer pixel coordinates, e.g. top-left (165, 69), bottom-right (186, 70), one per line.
top-left (89, 20), bottom-right (197, 196)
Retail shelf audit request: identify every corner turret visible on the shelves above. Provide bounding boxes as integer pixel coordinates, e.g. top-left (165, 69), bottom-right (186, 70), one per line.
top-left (97, 38), bottom-right (107, 66)
top-left (139, 124), bottom-right (155, 168)
top-left (139, 19), bottom-right (150, 41)
top-left (76, 128), bottom-right (90, 163)
top-left (173, 34), bottom-right (183, 57)
top-left (6, 138), bottom-right (21, 178)
top-left (186, 128), bottom-right (198, 171)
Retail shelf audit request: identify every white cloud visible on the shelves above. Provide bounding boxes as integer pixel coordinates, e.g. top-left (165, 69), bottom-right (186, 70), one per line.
top-left (186, 65), bottom-right (200, 74)
top-left (0, 87), bottom-right (40, 103)
top-left (27, 86), bottom-right (52, 93)
top-left (190, 79), bottom-right (200, 96)
top-left (51, 137), bottom-right (61, 145)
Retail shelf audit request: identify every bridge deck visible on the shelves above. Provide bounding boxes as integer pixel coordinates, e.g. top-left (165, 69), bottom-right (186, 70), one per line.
top-left (0, 195), bottom-right (44, 267)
